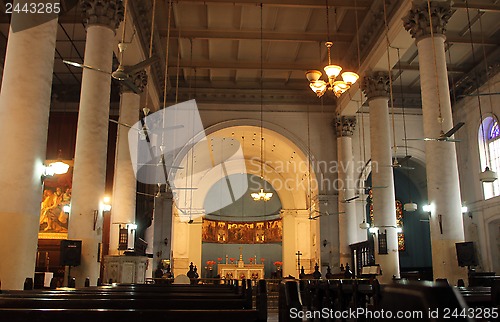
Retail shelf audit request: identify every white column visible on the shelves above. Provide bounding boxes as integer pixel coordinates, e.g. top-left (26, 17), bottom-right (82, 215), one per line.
top-left (68, 0), bottom-right (123, 287)
top-left (281, 209), bottom-right (318, 277)
top-left (109, 72), bottom-right (147, 255)
top-left (0, 3), bottom-right (59, 290)
top-left (362, 71), bottom-right (400, 283)
top-left (404, 1), bottom-right (466, 282)
top-left (335, 116), bottom-right (360, 267)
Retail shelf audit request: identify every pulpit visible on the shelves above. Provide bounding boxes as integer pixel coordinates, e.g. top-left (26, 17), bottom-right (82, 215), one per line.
top-left (103, 255), bottom-right (148, 284)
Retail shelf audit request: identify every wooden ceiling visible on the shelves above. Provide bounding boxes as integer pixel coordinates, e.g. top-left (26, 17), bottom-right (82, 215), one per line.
top-left (0, 0), bottom-right (498, 109)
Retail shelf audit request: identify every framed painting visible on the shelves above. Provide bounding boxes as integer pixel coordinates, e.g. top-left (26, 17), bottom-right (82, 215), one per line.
top-left (38, 160), bottom-right (73, 240)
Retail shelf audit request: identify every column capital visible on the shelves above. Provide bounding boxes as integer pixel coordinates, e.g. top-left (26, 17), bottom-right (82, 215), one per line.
top-left (81, 0), bottom-right (124, 31)
top-left (120, 70), bottom-right (148, 94)
top-left (403, 1), bottom-right (452, 41)
top-left (361, 71), bottom-right (390, 101)
top-left (334, 116), bottom-right (357, 137)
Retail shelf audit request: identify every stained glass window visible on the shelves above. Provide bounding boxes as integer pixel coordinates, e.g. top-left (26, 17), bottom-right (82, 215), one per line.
top-left (367, 192), bottom-right (405, 251)
top-left (489, 121), bottom-right (500, 140)
top-left (479, 116), bottom-right (500, 199)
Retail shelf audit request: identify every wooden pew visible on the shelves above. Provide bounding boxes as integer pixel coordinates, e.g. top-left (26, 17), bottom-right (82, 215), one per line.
top-left (377, 280), bottom-right (473, 321)
top-left (0, 280), bottom-right (263, 322)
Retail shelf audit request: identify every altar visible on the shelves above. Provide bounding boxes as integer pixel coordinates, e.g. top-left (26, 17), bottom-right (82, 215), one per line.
top-left (218, 262), bottom-right (265, 280)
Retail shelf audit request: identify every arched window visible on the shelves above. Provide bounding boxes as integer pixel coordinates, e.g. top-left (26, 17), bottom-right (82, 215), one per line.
top-left (479, 116), bottom-right (500, 199)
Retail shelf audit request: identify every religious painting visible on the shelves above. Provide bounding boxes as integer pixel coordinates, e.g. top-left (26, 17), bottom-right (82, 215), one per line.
top-left (39, 160), bottom-right (73, 240)
top-left (202, 218), bottom-right (282, 244)
top-left (264, 220), bottom-right (282, 243)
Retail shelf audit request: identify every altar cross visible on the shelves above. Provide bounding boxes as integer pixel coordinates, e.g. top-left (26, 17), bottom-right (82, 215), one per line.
top-left (295, 251), bottom-right (302, 272)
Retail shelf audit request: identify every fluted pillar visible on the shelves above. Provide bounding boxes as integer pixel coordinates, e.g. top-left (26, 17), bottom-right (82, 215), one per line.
top-left (335, 116), bottom-right (359, 267)
top-left (68, 0), bottom-right (123, 287)
top-left (404, 1), bottom-right (466, 282)
top-left (0, 2), bottom-right (59, 290)
top-left (109, 71), bottom-right (147, 255)
top-left (362, 71), bottom-right (400, 283)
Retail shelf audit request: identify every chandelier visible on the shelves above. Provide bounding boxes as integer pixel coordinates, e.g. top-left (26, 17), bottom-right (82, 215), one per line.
top-left (306, 43), bottom-right (359, 98)
top-left (305, 0), bottom-right (359, 98)
top-left (251, 188), bottom-right (273, 201)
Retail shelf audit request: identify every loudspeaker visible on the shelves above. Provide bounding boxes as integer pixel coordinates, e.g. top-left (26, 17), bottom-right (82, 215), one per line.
top-left (456, 242), bottom-right (477, 267)
top-left (60, 240), bottom-right (82, 267)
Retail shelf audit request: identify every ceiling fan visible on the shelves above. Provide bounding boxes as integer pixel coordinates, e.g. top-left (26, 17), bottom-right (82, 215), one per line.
top-left (308, 210), bottom-right (345, 220)
top-left (383, 155), bottom-right (415, 170)
top-left (64, 0), bottom-right (158, 94)
top-left (404, 122), bottom-right (465, 142)
top-left (64, 45), bottom-right (159, 94)
top-left (341, 195), bottom-right (360, 203)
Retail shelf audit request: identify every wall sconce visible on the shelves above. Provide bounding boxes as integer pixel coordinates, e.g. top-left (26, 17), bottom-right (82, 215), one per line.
top-left (323, 239), bottom-right (328, 247)
top-left (461, 206), bottom-right (468, 213)
top-left (102, 196), bottom-right (112, 212)
top-left (62, 205), bottom-right (71, 213)
top-left (368, 227), bottom-right (379, 234)
top-left (422, 204), bottom-right (433, 212)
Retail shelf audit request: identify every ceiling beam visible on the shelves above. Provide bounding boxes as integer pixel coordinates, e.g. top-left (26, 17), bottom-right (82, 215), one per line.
top-left (172, 0), bottom-right (371, 9)
top-left (446, 34), bottom-right (500, 46)
top-left (169, 59), bottom-right (469, 73)
top-left (161, 28), bottom-right (353, 43)
top-left (397, 63), bottom-right (468, 74)
top-left (452, 2), bottom-right (500, 13)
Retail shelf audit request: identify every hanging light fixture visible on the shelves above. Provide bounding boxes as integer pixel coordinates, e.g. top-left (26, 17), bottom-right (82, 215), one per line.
top-left (305, 1), bottom-right (359, 98)
top-left (251, 188), bottom-right (273, 201)
top-left (251, 3), bottom-right (273, 202)
top-left (461, 1), bottom-right (498, 184)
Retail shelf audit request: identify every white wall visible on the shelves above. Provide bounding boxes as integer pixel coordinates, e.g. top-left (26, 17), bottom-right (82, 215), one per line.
top-left (453, 72), bottom-right (500, 273)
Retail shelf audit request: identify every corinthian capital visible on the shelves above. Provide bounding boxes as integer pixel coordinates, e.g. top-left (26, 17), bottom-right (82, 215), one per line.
top-left (334, 116), bottom-right (357, 137)
top-left (81, 0), bottom-right (124, 30)
top-left (403, 1), bottom-right (452, 41)
top-left (361, 71), bottom-right (390, 101)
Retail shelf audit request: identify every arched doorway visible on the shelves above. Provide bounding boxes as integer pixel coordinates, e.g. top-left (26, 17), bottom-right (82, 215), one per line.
top-left (361, 156), bottom-right (432, 277)
top-left (170, 124), bottom-right (321, 278)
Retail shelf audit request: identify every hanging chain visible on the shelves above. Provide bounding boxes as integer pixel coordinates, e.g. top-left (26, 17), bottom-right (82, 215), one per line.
top-left (382, 0), bottom-right (397, 155)
top-left (260, 3), bottom-right (264, 181)
top-left (119, 0), bottom-right (129, 64)
top-left (325, 0), bottom-right (330, 42)
top-left (143, 0), bottom-right (156, 112)
top-left (175, 28), bottom-right (181, 104)
top-left (466, 0), bottom-right (489, 167)
top-left (397, 48), bottom-right (408, 156)
top-left (354, 0), bottom-right (367, 165)
top-left (397, 47), bottom-right (413, 201)
top-left (478, 8), bottom-right (495, 114)
top-left (426, 0), bottom-right (444, 132)
top-left (163, 0), bottom-right (173, 109)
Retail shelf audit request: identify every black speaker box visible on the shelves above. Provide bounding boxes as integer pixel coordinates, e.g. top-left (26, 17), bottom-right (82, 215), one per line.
top-left (456, 241), bottom-right (477, 267)
top-left (60, 240), bottom-right (82, 267)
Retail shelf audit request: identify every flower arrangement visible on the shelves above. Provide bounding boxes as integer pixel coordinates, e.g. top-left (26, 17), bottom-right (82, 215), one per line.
top-left (206, 260), bottom-right (216, 267)
top-left (229, 257), bottom-right (235, 264)
top-left (260, 258), bottom-right (265, 263)
top-left (248, 257), bottom-right (254, 263)
top-left (273, 261), bottom-right (282, 267)
top-left (217, 257), bottom-right (222, 263)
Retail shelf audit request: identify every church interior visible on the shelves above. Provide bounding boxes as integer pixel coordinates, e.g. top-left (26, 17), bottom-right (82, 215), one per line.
top-left (0, 0), bottom-right (499, 320)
